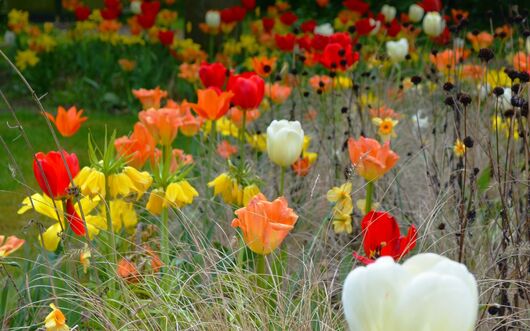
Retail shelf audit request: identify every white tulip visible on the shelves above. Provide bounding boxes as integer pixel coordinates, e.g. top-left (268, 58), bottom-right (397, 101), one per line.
top-left (422, 12), bottom-right (445, 37)
top-left (130, 1), bottom-right (142, 15)
top-left (408, 4), bottom-right (425, 22)
top-left (342, 253), bottom-right (479, 331)
top-left (526, 36), bottom-right (530, 53)
top-left (314, 23), bottom-right (334, 37)
top-left (266, 120), bottom-right (304, 168)
top-left (381, 5), bottom-right (397, 22)
top-left (386, 38), bottom-right (409, 62)
top-left (369, 18), bottom-right (381, 35)
top-left (498, 88), bottom-right (512, 111)
top-left (205, 10), bottom-right (221, 29)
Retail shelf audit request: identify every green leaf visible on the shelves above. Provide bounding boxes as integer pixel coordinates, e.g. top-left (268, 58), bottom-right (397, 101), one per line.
top-left (478, 167), bottom-right (491, 193)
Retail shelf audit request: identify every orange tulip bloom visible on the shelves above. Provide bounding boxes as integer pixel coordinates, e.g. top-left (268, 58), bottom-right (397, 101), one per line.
top-left (0, 235), bottom-right (25, 257)
top-left (466, 32), bottom-right (493, 51)
top-left (133, 87), bottom-right (168, 110)
top-left (189, 88), bottom-right (234, 121)
top-left (513, 52), bottom-right (530, 74)
top-left (265, 83), bottom-right (292, 105)
top-left (232, 193), bottom-right (298, 255)
top-left (251, 56), bottom-right (277, 78)
top-left (461, 64), bottom-right (485, 81)
top-left (118, 58), bottom-right (137, 71)
top-left (217, 140), bottom-right (238, 159)
top-left (45, 106), bottom-right (87, 137)
top-left (369, 106), bottom-right (401, 120)
top-left (309, 75), bottom-right (333, 93)
top-left (291, 157), bottom-right (312, 177)
top-left (117, 258), bottom-right (141, 283)
top-left (348, 136), bottom-right (399, 181)
top-left (430, 48), bottom-right (469, 72)
top-left (139, 108), bottom-right (181, 146)
top-left (115, 122), bottom-right (156, 169)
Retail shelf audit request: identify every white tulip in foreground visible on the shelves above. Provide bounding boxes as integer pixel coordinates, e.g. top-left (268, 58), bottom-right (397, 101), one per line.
top-left (266, 120), bottom-right (304, 168)
top-left (342, 254), bottom-right (479, 331)
top-left (422, 12), bottom-right (445, 37)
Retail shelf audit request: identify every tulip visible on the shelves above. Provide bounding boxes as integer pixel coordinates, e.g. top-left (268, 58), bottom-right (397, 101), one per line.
top-left (139, 107), bottom-right (182, 146)
top-left (205, 10), bottom-right (221, 29)
top-left (189, 88), bottom-right (234, 120)
top-left (314, 23), bottom-right (334, 36)
top-left (33, 151), bottom-right (79, 199)
top-left (422, 12), bottom-right (445, 37)
top-left (0, 235), bottom-right (25, 258)
top-left (265, 83), bottom-right (292, 105)
top-left (199, 62), bottom-right (227, 89)
top-left (115, 122), bottom-right (156, 169)
top-left (320, 43), bottom-right (360, 71)
top-left (231, 193), bottom-right (298, 255)
top-left (342, 253), bottom-right (479, 331)
top-left (347, 137), bottom-right (399, 182)
top-left (354, 211), bottom-right (417, 264)
top-left (408, 4), bottom-right (425, 22)
top-left (227, 72), bottom-right (265, 110)
top-left (44, 303), bottom-right (70, 331)
top-left (158, 29), bottom-right (174, 46)
top-left (266, 120), bottom-right (304, 168)
top-left (132, 87), bottom-right (168, 109)
top-left (386, 38), bottom-right (409, 62)
top-left (251, 56), bottom-right (277, 78)
top-left (45, 106), bottom-right (87, 138)
top-left (381, 5), bottom-right (397, 22)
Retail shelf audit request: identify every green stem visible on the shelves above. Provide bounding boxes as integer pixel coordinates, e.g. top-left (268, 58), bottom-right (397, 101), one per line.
top-left (279, 167), bottom-right (285, 196)
top-left (238, 109), bottom-right (247, 171)
top-left (104, 181), bottom-right (117, 268)
top-left (160, 206), bottom-right (169, 267)
top-left (255, 254), bottom-right (266, 289)
top-left (365, 181), bottom-right (374, 214)
top-left (208, 35), bottom-right (214, 61)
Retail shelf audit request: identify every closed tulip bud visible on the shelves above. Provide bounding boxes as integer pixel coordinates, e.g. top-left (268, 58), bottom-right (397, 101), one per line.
top-left (314, 23), bottom-right (334, 36)
top-left (266, 120), bottom-right (305, 168)
top-left (342, 253), bottom-right (479, 331)
top-left (386, 38), bottom-right (409, 62)
top-left (408, 4), bottom-right (425, 22)
top-left (423, 12), bottom-right (445, 37)
top-left (205, 10), bottom-right (221, 29)
top-left (381, 5), bottom-right (397, 22)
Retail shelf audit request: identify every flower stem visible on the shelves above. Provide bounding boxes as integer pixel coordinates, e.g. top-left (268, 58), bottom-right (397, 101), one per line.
top-left (365, 181), bottom-right (374, 214)
top-left (160, 206), bottom-right (169, 267)
top-left (279, 167), bottom-right (285, 196)
top-left (238, 109), bottom-right (247, 171)
top-left (255, 253), bottom-right (266, 289)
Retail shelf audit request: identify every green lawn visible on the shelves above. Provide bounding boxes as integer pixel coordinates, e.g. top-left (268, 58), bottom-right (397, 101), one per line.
top-left (0, 109), bottom-right (137, 235)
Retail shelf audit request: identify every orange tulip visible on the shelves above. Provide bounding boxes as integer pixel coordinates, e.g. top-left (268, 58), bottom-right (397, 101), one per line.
top-left (265, 83), bottom-right (292, 105)
top-left (0, 235), bottom-right (25, 257)
top-left (513, 52), bottom-right (530, 74)
top-left (45, 106), bottom-right (87, 137)
top-left (115, 122), bottom-right (156, 169)
top-left (217, 140), bottom-right (238, 159)
top-left (309, 75), bottom-right (333, 93)
top-left (232, 193), bottom-right (298, 255)
top-left (132, 87), bottom-right (168, 110)
top-left (251, 56), bottom-right (277, 78)
top-left (118, 58), bottom-right (137, 71)
top-left (466, 32), bottom-right (493, 51)
top-left (291, 157), bottom-right (311, 177)
top-left (429, 48), bottom-right (469, 72)
top-left (189, 88), bottom-right (234, 121)
top-left (139, 108), bottom-right (181, 146)
top-left (347, 136), bottom-right (399, 181)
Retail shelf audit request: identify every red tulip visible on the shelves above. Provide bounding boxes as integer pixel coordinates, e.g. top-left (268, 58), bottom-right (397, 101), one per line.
top-left (227, 72), bottom-right (265, 110)
top-left (199, 62), bottom-right (228, 89)
top-left (74, 5), bottom-right (91, 21)
top-left (241, 0), bottom-right (256, 10)
top-left (354, 211), bottom-right (417, 265)
top-left (66, 199), bottom-right (86, 235)
top-left (262, 17), bottom-right (275, 33)
top-left (137, 1), bottom-right (160, 29)
top-left (343, 0), bottom-right (370, 14)
top-left (419, 0), bottom-right (442, 12)
top-left (279, 12), bottom-right (298, 26)
top-left (275, 33), bottom-right (296, 52)
top-left (355, 18), bottom-right (379, 36)
top-left (319, 42), bottom-right (359, 71)
top-left (300, 20), bottom-right (317, 34)
top-left (33, 151), bottom-right (79, 199)
top-left (158, 30), bottom-right (174, 46)
top-left (385, 19), bottom-right (401, 37)
top-left (311, 34), bottom-right (330, 51)
top-left (101, 0), bottom-right (121, 20)
top-left (221, 6), bottom-right (246, 24)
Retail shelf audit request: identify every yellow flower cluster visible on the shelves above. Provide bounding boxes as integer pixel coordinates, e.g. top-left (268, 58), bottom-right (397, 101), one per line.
top-left (208, 173), bottom-right (261, 206)
top-left (75, 166), bottom-right (152, 199)
top-left (15, 50), bottom-right (39, 70)
top-left (146, 180), bottom-right (199, 215)
top-left (491, 115), bottom-right (520, 140)
top-left (327, 182), bottom-right (354, 234)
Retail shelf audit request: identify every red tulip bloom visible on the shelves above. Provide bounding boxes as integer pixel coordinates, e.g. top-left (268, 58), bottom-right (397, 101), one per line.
top-left (158, 30), bottom-right (174, 46)
top-left (227, 72), bottom-right (265, 110)
top-left (137, 1), bottom-right (160, 29)
top-left (262, 18), bottom-right (275, 33)
top-left (311, 34), bottom-right (330, 51)
top-left (354, 211), bottom-right (417, 265)
top-left (297, 35), bottom-right (312, 51)
top-left (33, 151), bottom-right (79, 199)
top-left (241, 0), bottom-right (256, 10)
top-left (300, 20), bottom-right (317, 34)
top-left (221, 6), bottom-right (246, 24)
top-left (101, 0), bottom-right (121, 20)
top-left (343, 0), bottom-right (370, 14)
top-left (385, 19), bottom-right (401, 37)
top-left (279, 12), bottom-right (298, 26)
top-left (66, 199), bottom-right (86, 235)
top-left (275, 33), bottom-right (296, 52)
top-left (74, 5), bottom-right (91, 21)
top-left (199, 62), bottom-right (228, 89)
top-left (319, 43), bottom-right (359, 71)
top-left (355, 18), bottom-right (379, 36)
top-left (419, 0), bottom-right (442, 12)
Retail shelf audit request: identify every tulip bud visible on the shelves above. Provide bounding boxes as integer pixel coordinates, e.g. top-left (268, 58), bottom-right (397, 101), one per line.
top-left (342, 254), bottom-right (479, 331)
top-left (408, 4), bottom-right (425, 22)
top-left (314, 23), bottom-right (334, 36)
top-left (381, 5), bottom-right (397, 22)
top-left (386, 38), bottom-right (409, 62)
top-left (422, 12), bottom-right (445, 37)
top-left (205, 10), bottom-right (221, 29)
top-left (266, 120), bottom-right (305, 168)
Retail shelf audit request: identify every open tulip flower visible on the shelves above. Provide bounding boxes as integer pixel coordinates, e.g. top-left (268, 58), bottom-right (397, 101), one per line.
top-left (232, 193), bottom-right (298, 255)
top-left (139, 107), bottom-right (182, 146)
top-left (45, 106), bottom-right (87, 137)
top-left (347, 137), bottom-right (399, 182)
top-left (354, 211), bottom-right (417, 264)
top-left (227, 72), bottom-right (265, 110)
top-left (189, 88), bottom-right (234, 120)
top-left (33, 151), bottom-right (79, 199)
top-left (342, 253), bottom-right (479, 331)
top-left (132, 87), bottom-right (168, 110)
top-left (199, 61), bottom-right (227, 89)
top-left (0, 235), bottom-right (25, 258)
